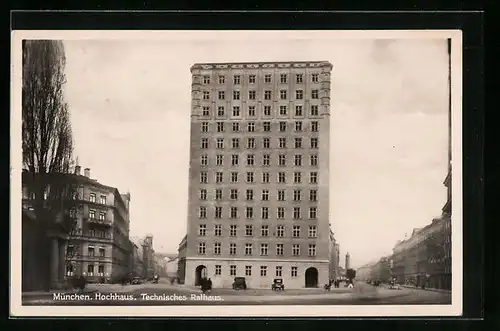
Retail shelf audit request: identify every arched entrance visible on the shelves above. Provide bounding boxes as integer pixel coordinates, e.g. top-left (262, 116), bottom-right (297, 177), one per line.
top-left (195, 265), bottom-right (207, 286)
top-left (305, 267), bottom-right (319, 288)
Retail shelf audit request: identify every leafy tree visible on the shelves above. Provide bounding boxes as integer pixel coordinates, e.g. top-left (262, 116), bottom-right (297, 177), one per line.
top-left (346, 268), bottom-right (356, 281)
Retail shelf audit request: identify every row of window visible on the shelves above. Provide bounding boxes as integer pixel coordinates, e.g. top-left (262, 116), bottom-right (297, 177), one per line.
top-left (198, 242), bottom-right (318, 257)
top-left (28, 191), bottom-right (108, 206)
top-left (199, 205), bottom-right (318, 220)
top-left (88, 193), bottom-right (107, 205)
top-left (212, 264), bottom-right (300, 277)
top-left (202, 120), bottom-right (319, 133)
top-left (201, 73), bottom-right (321, 85)
top-left (199, 224), bottom-right (318, 238)
top-left (201, 104), bottom-right (321, 118)
top-left (66, 264), bottom-right (106, 277)
top-left (201, 89), bottom-right (321, 101)
top-left (201, 137), bottom-right (320, 149)
top-left (200, 153), bottom-right (319, 167)
top-left (199, 188), bottom-right (319, 202)
top-left (200, 171), bottom-right (319, 184)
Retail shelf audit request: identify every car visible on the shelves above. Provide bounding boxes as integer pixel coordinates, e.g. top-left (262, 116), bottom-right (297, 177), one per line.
top-left (232, 277), bottom-right (247, 290)
top-left (372, 280), bottom-right (381, 286)
top-left (272, 278), bottom-right (285, 291)
top-left (131, 277), bottom-right (142, 285)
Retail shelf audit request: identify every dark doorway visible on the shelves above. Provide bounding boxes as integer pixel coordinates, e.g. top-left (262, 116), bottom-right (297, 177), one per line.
top-left (195, 265), bottom-right (207, 286)
top-left (305, 267), bottom-right (319, 288)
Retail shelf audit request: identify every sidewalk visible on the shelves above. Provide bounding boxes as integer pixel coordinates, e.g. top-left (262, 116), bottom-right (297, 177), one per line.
top-left (22, 288), bottom-right (97, 298)
top-left (400, 285), bottom-right (451, 294)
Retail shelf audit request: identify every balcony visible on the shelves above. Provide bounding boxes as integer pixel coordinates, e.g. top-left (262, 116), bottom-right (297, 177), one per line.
top-left (70, 229), bottom-right (112, 241)
top-left (86, 217), bottom-right (112, 227)
top-left (68, 254), bottom-right (114, 263)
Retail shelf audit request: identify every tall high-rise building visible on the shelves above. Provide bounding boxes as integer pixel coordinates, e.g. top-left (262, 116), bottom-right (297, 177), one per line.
top-left (345, 252), bottom-right (351, 271)
top-left (183, 61), bottom-right (333, 289)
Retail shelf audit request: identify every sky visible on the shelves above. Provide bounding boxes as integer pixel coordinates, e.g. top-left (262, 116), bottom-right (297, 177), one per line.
top-left (62, 34), bottom-right (449, 269)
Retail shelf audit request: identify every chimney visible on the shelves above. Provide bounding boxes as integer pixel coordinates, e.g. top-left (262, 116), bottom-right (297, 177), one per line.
top-left (84, 168), bottom-right (90, 178)
top-left (75, 165), bottom-right (81, 175)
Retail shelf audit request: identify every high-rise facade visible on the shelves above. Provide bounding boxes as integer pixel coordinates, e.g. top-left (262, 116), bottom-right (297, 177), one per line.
top-left (183, 61), bottom-right (333, 289)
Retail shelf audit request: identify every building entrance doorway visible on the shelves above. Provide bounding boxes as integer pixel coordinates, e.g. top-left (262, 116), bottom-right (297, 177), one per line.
top-left (305, 267), bottom-right (319, 288)
top-left (195, 265), bottom-right (207, 286)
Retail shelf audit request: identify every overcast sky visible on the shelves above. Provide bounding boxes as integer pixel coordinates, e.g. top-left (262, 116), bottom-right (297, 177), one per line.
top-left (62, 33), bottom-right (449, 268)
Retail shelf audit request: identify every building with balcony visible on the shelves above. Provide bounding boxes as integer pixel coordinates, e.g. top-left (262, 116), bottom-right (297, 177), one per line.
top-left (183, 61), bottom-right (333, 289)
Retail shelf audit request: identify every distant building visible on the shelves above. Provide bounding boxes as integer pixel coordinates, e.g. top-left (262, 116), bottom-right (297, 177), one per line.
top-left (328, 229), bottom-right (340, 280)
top-left (345, 252), bottom-right (351, 271)
top-left (177, 235), bottom-right (187, 284)
top-left (130, 235), bottom-right (155, 279)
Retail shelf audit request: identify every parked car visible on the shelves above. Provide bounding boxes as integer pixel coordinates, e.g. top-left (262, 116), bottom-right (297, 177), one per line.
top-left (232, 277), bottom-right (247, 290)
top-left (272, 278), bottom-right (285, 291)
top-left (131, 276), bottom-right (142, 285)
top-left (372, 280), bottom-right (381, 286)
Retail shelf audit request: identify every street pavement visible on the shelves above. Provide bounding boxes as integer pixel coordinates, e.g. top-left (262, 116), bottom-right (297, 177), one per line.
top-left (22, 281), bottom-right (451, 306)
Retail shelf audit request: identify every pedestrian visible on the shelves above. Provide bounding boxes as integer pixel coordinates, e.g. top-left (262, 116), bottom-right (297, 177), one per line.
top-left (207, 278), bottom-right (213, 292)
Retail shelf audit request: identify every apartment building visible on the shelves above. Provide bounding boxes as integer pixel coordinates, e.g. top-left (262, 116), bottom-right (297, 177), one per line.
top-left (183, 61), bottom-right (333, 289)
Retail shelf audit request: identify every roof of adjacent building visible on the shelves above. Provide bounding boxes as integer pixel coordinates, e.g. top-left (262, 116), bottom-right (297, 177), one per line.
top-left (190, 61), bottom-right (333, 71)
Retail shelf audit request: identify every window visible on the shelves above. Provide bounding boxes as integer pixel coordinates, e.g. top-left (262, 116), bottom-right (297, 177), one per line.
top-left (247, 154), bottom-right (255, 166)
top-left (203, 76), bottom-right (210, 84)
top-left (263, 122), bottom-right (271, 132)
top-left (245, 225), bottom-right (253, 236)
top-left (312, 73), bottom-right (319, 83)
top-left (277, 243), bottom-right (284, 255)
top-left (216, 172), bottom-right (223, 183)
top-left (296, 90), bottom-right (303, 99)
top-left (260, 266), bottom-right (268, 276)
top-left (291, 266), bottom-right (298, 277)
top-left (277, 207), bottom-right (285, 219)
top-left (309, 189), bottom-right (317, 202)
top-left (214, 242), bottom-right (221, 255)
top-left (279, 138), bottom-right (287, 148)
top-left (294, 172), bottom-right (302, 184)
top-left (200, 155), bottom-right (208, 166)
top-left (218, 91), bottom-right (225, 100)
top-left (89, 209), bottom-right (96, 219)
top-left (276, 225), bottom-right (284, 237)
top-left (230, 225), bottom-right (237, 236)
top-left (230, 243), bottom-right (236, 255)
top-left (276, 266), bottom-right (283, 277)
top-left (87, 264), bottom-right (94, 276)
top-left (198, 224), bottom-right (207, 236)
top-left (245, 265), bottom-right (252, 276)
top-left (278, 155), bottom-right (286, 167)
top-left (233, 75), bottom-right (241, 84)
top-left (232, 106), bottom-right (240, 117)
top-left (295, 121), bottom-right (303, 132)
top-left (247, 122), bottom-right (255, 132)
top-left (231, 172), bottom-right (238, 183)
top-left (249, 75), bottom-right (256, 84)
top-left (99, 212), bottom-right (106, 221)
top-left (201, 122), bottom-right (209, 132)
top-left (310, 172), bottom-right (318, 184)
top-left (260, 243), bottom-right (268, 256)
top-left (295, 105), bottom-right (303, 116)
top-left (310, 154), bottom-right (318, 166)
top-left (264, 74), bottom-right (272, 83)
top-left (215, 265), bottom-right (222, 275)
top-left (264, 105), bottom-right (271, 116)
top-left (293, 207), bottom-right (301, 220)
top-left (278, 172), bottom-right (286, 183)
top-left (232, 122), bottom-right (240, 132)
top-left (293, 225), bottom-right (300, 238)
top-left (292, 244), bottom-right (300, 256)
top-left (245, 243), bottom-right (253, 255)
top-left (280, 74), bottom-right (287, 84)
top-left (216, 155), bottom-right (223, 166)
top-left (311, 90), bottom-right (319, 99)
top-left (264, 90), bottom-right (272, 100)
top-left (215, 224), bottom-right (222, 236)
top-left (308, 226), bottom-right (317, 238)
top-left (295, 154), bottom-right (302, 166)
top-left (89, 193), bottom-right (96, 203)
top-left (293, 189), bottom-right (301, 201)
top-left (219, 75), bottom-right (225, 84)
top-left (246, 189), bottom-right (254, 201)
top-left (247, 138), bottom-right (256, 149)
top-left (230, 206), bottom-right (238, 219)
top-left (232, 138), bottom-right (240, 149)
top-left (263, 138), bottom-right (270, 148)
top-left (261, 189), bottom-right (269, 201)
top-left (230, 189), bottom-right (238, 200)
top-left (280, 90), bottom-right (287, 100)
top-left (215, 207), bottom-right (222, 219)
top-left (308, 244), bottom-right (317, 256)
top-left (98, 265), bottom-right (105, 276)
top-left (216, 138), bottom-right (224, 149)
top-left (100, 195), bottom-right (106, 205)
top-left (199, 207), bottom-right (207, 219)
top-left (261, 225), bottom-right (269, 237)
top-left (311, 105), bottom-right (319, 116)
top-left (262, 154), bottom-right (270, 166)
top-left (246, 172), bottom-right (254, 183)
top-left (203, 91), bottom-right (210, 100)
top-left (216, 122), bottom-right (224, 132)
top-left (309, 207), bottom-right (317, 219)
top-left (277, 190), bottom-right (285, 201)
top-left (232, 154), bottom-right (239, 166)
top-left (249, 91), bottom-right (256, 100)
top-left (198, 242), bottom-right (206, 255)
top-left (311, 121), bottom-right (319, 132)
top-left (296, 74), bottom-right (303, 83)
top-left (246, 207), bottom-right (254, 219)
top-left (310, 137), bottom-right (319, 149)
top-left (88, 246), bottom-right (95, 256)
top-left (261, 207), bottom-right (269, 219)
top-left (217, 106), bottom-right (225, 116)
top-left (294, 137), bottom-right (303, 149)
top-left (279, 121), bottom-right (287, 132)
top-left (262, 172), bottom-right (270, 183)
top-left (200, 171), bottom-right (208, 184)
top-left (279, 105), bottom-right (287, 116)
top-left (215, 189), bottom-right (222, 200)
top-left (230, 265), bottom-right (236, 275)
top-left (248, 106), bottom-right (256, 117)
top-left (233, 91), bottom-right (240, 100)
top-left (202, 107), bottom-right (210, 116)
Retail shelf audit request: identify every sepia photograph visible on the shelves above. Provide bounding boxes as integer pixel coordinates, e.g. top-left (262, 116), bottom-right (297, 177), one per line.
top-left (10, 30), bottom-right (462, 317)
